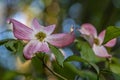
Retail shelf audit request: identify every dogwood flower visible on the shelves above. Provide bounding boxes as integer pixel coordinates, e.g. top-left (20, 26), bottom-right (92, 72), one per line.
top-left (79, 23), bottom-right (116, 58)
top-left (8, 18), bottom-right (75, 59)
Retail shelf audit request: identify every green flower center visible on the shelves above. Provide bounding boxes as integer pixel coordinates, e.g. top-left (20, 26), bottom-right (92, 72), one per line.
top-left (94, 38), bottom-right (100, 45)
top-left (35, 32), bottom-right (46, 41)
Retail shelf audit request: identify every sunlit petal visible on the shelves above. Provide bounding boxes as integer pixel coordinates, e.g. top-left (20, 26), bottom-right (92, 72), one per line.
top-left (43, 24), bottom-right (56, 35)
top-left (8, 19), bottom-right (33, 40)
top-left (32, 18), bottom-right (43, 31)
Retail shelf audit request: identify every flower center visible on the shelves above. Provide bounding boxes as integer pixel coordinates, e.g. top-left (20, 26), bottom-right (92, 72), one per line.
top-left (35, 32), bottom-right (46, 41)
top-left (94, 38), bottom-right (100, 45)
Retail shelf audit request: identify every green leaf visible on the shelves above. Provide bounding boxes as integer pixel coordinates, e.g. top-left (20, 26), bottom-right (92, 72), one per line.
top-left (3, 40), bottom-right (25, 61)
top-left (15, 40), bottom-right (26, 62)
top-left (53, 61), bottom-right (98, 80)
top-left (110, 64), bottom-right (120, 75)
top-left (15, 41), bottom-right (24, 54)
top-left (4, 40), bottom-right (24, 54)
top-left (49, 45), bottom-right (64, 67)
top-left (2, 71), bottom-right (17, 80)
top-left (76, 40), bottom-right (104, 62)
top-left (108, 57), bottom-right (120, 79)
top-left (64, 55), bottom-right (99, 74)
top-left (82, 71), bottom-right (97, 80)
top-left (0, 39), bottom-right (15, 45)
top-left (52, 61), bottom-right (84, 80)
top-left (112, 73), bottom-right (120, 80)
top-left (31, 56), bottom-right (45, 75)
top-left (5, 40), bottom-right (18, 53)
top-left (0, 38), bottom-right (26, 62)
top-left (0, 40), bottom-right (9, 45)
top-left (103, 26), bottom-right (120, 44)
top-left (100, 69), bottom-right (120, 80)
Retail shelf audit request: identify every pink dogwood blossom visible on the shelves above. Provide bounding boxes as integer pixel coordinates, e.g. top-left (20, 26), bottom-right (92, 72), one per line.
top-left (79, 23), bottom-right (116, 58)
top-left (8, 18), bottom-right (75, 59)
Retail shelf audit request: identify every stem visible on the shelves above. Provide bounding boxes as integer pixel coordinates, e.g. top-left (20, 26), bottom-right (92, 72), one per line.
top-left (43, 62), bottom-right (67, 80)
top-left (97, 73), bottom-right (100, 80)
top-left (106, 58), bottom-right (111, 70)
top-left (36, 53), bottom-right (67, 80)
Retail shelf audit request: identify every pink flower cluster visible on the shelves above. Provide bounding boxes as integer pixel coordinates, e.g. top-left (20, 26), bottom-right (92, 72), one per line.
top-left (8, 18), bottom-right (116, 59)
top-left (79, 23), bottom-right (116, 58)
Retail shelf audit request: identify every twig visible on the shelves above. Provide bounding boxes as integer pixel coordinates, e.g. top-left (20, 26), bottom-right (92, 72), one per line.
top-left (36, 53), bottom-right (68, 80)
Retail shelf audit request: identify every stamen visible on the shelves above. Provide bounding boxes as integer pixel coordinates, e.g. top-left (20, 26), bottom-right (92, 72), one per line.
top-left (35, 32), bottom-right (46, 41)
top-left (94, 38), bottom-right (100, 45)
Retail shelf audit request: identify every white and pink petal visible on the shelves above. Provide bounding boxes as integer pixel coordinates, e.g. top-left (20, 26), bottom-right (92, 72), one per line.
top-left (105, 38), bottom-right (117, 47)
top-left (98, 30), bottom-right (117, 47)
top-left (32, 18), bottom-right (44, 32)
top-left (81, 34), bottom-right (94, 46)
top-left (92, 44), bottom-right (112, 58)
top-left (23, 40), bottom-right (50, 59)
top-left (80, 23), bottom-right (97, 37)
top-left (98, 30), bottom-right (105, 45)
top-left (43, 25), bottom-right (56, 35)
top-left (39, 42), bottom-right (50, 52)
top-left (46, 33), bottom-right (75, 47)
